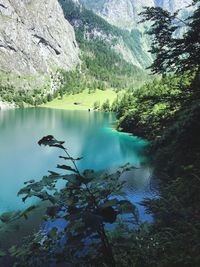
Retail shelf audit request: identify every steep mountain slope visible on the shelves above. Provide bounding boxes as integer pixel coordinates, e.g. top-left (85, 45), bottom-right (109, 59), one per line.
top-left (59, 0), bottom-right (153, 69)
top-left (0, 0), bottom-right (79, 74)
top-left (0, 0), bottom-right (79, 91)
top-left (77, 0), bottom-right (193, 85)
top-left (80, 0), bottom-right (192, 30)
top-left (57, 0), bottom-right (150, 93)
top-left (81, 0), bottom-right (154, 30)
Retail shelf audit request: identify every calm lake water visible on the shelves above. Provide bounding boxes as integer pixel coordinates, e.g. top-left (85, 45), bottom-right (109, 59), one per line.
top-left (0, 108), bottom-right (153, 220)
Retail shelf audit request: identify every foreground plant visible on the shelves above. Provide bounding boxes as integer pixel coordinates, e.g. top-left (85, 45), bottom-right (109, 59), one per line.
top-left (10, 135), bottom-right (139, 267)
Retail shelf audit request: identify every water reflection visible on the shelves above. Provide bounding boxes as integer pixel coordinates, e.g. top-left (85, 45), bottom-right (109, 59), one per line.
top-left (0, 108), bottom-right (151, 215)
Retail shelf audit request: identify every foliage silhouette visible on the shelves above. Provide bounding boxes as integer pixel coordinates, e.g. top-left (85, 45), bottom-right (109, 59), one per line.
top-left (9, 135), bottom-right (139, 267)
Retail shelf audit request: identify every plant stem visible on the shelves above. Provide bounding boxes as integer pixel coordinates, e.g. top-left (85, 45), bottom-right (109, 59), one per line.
top-left (63, 147), bottom-right (116, 267)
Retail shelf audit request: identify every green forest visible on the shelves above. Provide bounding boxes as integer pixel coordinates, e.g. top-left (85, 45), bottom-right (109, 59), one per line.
top-left (0, 0), bottom-right (200, 267)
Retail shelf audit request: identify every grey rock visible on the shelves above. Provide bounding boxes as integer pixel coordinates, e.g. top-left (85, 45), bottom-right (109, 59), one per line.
top-left (96, 0), bottom-right (155, 30)
top-left (155, 0), bottom-right (191, 13)
top-left (0, 0), bottom-right (79, 76)
top-left (81, 0), bottom-right (193, 30)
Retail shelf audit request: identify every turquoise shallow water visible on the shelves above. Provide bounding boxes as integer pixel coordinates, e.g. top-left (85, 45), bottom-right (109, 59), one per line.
top-left (0, 108), bottom-right (152, 219)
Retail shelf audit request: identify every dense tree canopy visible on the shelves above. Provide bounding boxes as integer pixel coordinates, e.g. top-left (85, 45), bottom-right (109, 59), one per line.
top-left (111, 2), bottom-right (200, 266)
top-left (140, 0), bottom-right (200, 75)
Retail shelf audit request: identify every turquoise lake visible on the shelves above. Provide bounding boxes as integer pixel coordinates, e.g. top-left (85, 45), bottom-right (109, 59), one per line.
top-left (0, 108), bottom-right (153, 220)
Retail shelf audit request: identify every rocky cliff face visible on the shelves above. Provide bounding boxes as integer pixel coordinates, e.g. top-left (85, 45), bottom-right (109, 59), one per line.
top-left (0, 0), bottom-right (79, 76)
top-left (155, 0), bottom-right (191, 13)
top-left (81, 0), bottom-right (192, 30)
top-left (95, 0), bottom-right (155, 30)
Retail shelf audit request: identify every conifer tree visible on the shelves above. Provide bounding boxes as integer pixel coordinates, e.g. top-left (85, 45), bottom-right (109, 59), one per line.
top-left (140, 1), bottom-right (200, 76)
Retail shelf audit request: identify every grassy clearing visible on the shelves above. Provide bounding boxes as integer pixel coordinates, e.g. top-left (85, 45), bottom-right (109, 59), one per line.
top-left (41, 89), bottom-right (118, 110)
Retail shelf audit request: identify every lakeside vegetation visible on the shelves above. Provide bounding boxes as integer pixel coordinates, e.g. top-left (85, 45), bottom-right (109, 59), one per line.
top-left (0, 0), bottom-right (200, 266)
top-left (112, 73), bottom-right (194, 138)
top-left (111, 2), bottom-right (200, 266)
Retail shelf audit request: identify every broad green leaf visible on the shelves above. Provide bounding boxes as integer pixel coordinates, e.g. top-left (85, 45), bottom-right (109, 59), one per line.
top-left (24, 179), bottom-right (35, 185)
top-left (17, 187), bottom-right (31, 196)
top-left (48, 170), bottom-right (60, 176)
top-left (59, 156), bottom-right (83, 161)
top-left (38, 135), bottom-right (65, 148)
top-left (57, 164), bottom-right (78, 173)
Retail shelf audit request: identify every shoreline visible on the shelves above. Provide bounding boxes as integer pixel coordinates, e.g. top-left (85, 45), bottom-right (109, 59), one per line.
top-left (0, 101), bottom-right (16, 110)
